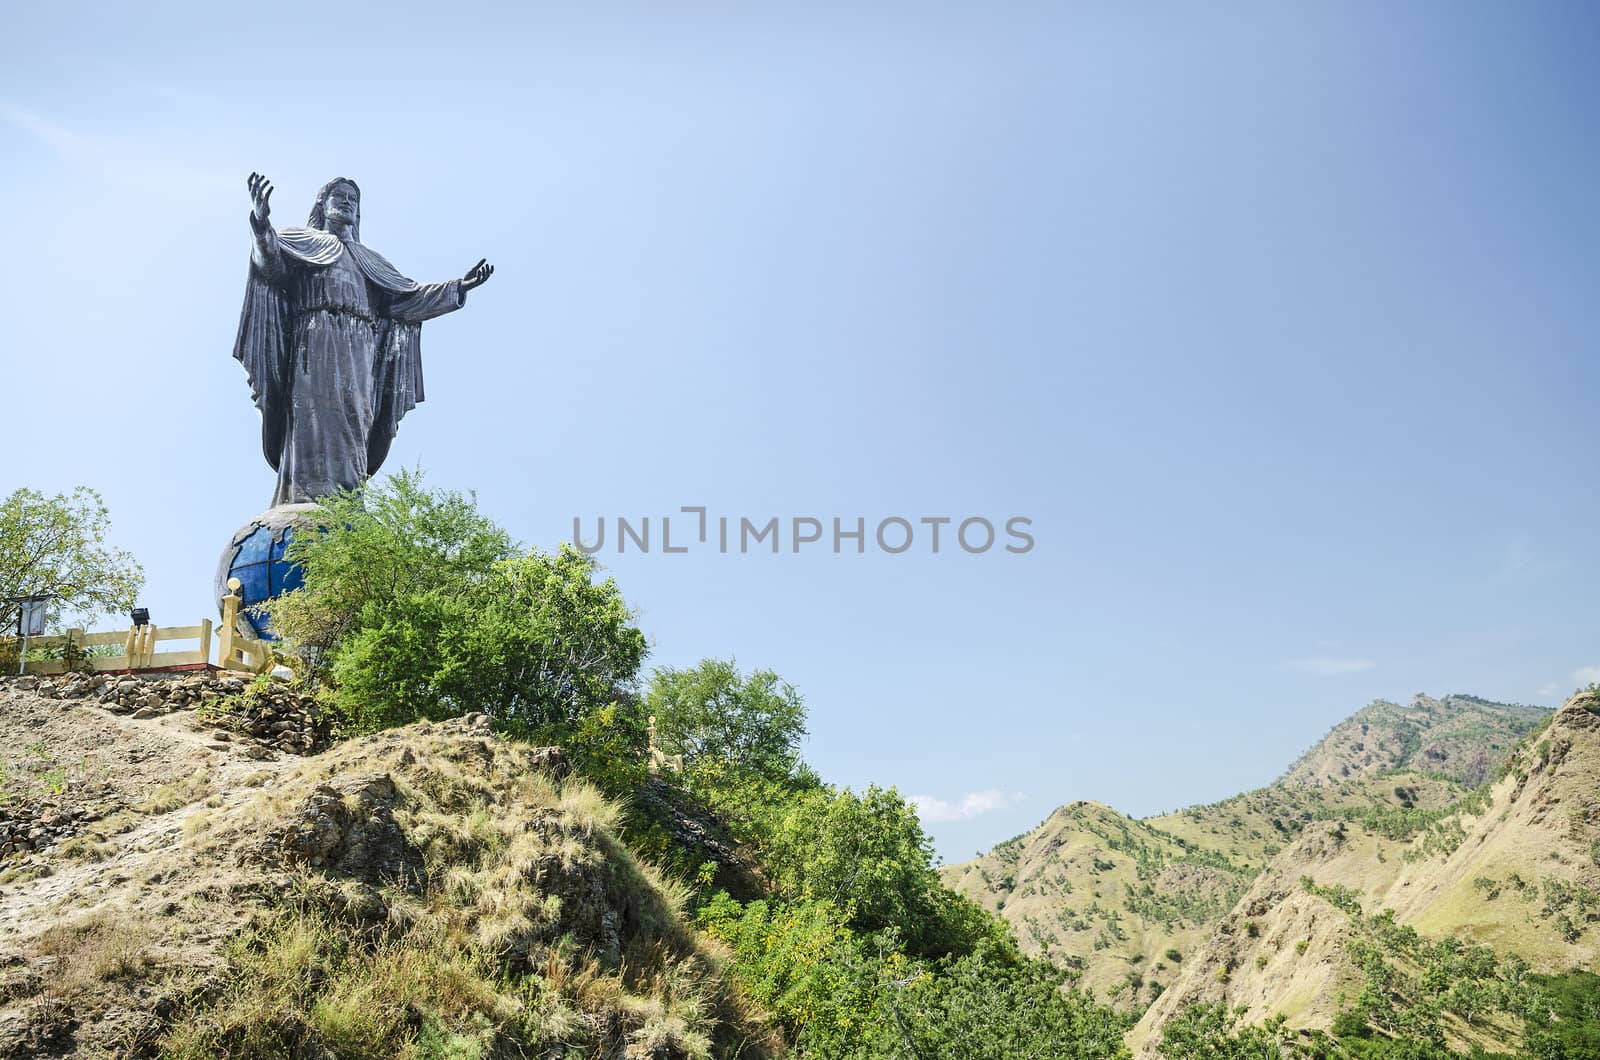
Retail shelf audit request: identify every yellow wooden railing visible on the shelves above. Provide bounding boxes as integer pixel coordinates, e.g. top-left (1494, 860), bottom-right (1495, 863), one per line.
top-left (5, 577), bottom-right (273, 676)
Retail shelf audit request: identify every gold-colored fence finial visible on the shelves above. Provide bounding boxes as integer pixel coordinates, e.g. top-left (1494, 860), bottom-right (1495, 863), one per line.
top-left (645, 714), bottom-right (683, 775)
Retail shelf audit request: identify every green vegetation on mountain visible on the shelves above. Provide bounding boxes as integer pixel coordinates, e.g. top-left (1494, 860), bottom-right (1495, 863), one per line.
top-left (266, 472), bottom-right (646, 743)
top-left (1146, 896), bottom-right (1600, 1058)
top-left (942, 800), bottom-right (1253, 1009)
top-left (251, 477), bottom-right (1597, 1058)
top-left (1148, 772), bottom-right (1468, 873)
top-left (1277, 695), bottom-right (1548, 790)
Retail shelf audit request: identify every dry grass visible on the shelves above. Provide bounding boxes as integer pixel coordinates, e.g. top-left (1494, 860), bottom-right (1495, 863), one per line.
top-left (95, 809), bottom-right (138, 835)
top-left (133, 767), bottom-right (214, 815)
top-left (0, 862), bottom-right (51, 887)
top-left (34, 907), bottom-right (154, 1005)
top-left (53, 808), bottom-right (141, 861)
top-left (160, 727), bottom-right (778, 1059)
top-left (56, 834), bottom-right (113, 862)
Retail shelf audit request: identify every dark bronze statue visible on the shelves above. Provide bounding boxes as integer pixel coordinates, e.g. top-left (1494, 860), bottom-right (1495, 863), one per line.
top-left (233, 174), bottom-right (493, 506)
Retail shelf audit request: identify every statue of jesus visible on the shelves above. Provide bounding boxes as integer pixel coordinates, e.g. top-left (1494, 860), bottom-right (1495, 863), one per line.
top-left (233, 173), bottom-right (494, 506)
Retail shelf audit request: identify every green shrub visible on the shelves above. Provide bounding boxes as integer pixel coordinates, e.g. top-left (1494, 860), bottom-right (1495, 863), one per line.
top-left (647, 659), bottom-right (807, 782)
top-left (751, 782), bottom-right (1003, 958)
top-left (1157, 1003), bottom-right (1290, 1058)
top-left (268, 472), bottom-right (645, 737)
top-left (697, 894), bottom-right (1130, 1059)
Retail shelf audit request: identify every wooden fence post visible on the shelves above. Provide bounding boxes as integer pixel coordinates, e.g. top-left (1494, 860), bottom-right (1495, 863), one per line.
top-left (218, 579), bottom-right (241, 669)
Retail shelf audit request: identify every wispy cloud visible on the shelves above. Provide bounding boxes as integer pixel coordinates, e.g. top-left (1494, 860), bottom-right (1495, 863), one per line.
top-left (910, 789), bottom-right (1025, 824)
top-left (1282, 655), bottom-right (1375, 677)
top-left (1502, 537), bottom-right (1535, 575)
top-left (0, 101), bottom-right (82, 155)
top-left (0, 100), bottom-right (230, 189)
top-left (1575, 666), bottom-right (1600, 688)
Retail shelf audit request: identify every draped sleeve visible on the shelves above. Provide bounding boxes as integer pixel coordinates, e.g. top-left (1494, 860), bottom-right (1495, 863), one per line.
top-left (233, 224), bottom-right (294, 471)
top-left (367, 318), bottom-right (426, 476)
top-left (387, 280), bottom-right (467, 323)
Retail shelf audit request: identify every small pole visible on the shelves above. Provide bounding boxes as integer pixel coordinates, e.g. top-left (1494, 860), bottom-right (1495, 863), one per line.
top-left (17, 634), bottom-right (26, 676)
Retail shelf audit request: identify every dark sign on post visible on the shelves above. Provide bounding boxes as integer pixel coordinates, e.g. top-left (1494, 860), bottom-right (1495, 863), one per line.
top-left (18, 598), bottom-right (48, 638)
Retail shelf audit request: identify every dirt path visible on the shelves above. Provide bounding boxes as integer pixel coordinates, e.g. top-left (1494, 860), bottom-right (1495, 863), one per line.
top-left (0, 680), bottom-right (311, 1055)
top-left (0, 686), bottom-right (300, 926)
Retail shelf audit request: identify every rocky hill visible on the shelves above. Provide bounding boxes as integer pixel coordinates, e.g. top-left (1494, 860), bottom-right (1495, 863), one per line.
top-left (941, 800), bottom-right (1251, 1009)
top-left (1128, 691), bottom-right (1600, 1056)
top-left (942, 693), bottom-right (1549, 1013)
top-left (0, 673), bottom-right (776, 1058)
top-left (1276, 693), bottom-right (1547, 789)
top-left (1145, 771), bottom-right (1466, 874)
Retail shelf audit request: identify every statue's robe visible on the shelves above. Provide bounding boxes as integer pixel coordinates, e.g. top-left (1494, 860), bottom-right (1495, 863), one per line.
top-left (234, 222), bottom-right (465, 506)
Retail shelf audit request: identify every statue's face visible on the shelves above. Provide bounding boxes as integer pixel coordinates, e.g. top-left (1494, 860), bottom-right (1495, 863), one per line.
top-left (322, 182), bottom-right (359, 228)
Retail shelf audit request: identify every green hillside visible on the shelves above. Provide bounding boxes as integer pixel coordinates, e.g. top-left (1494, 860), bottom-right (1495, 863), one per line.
top-left (945, 694), bottom-right (1551, 1014)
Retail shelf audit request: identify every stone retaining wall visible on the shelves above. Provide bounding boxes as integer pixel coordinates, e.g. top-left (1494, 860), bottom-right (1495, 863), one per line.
top-left (6, 671), bottom-right (336, 755)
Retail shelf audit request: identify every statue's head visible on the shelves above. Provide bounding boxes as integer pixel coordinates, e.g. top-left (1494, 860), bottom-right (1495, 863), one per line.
top-left (308, 178), bottom-right (361, 239)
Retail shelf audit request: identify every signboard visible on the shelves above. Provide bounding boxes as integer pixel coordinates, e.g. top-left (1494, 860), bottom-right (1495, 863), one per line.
top-left (18, 598), bottom-right (47, 638)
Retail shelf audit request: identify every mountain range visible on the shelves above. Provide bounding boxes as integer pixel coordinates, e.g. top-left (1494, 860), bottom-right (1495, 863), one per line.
top-left (943, 691), bottom-right (1598, 1054)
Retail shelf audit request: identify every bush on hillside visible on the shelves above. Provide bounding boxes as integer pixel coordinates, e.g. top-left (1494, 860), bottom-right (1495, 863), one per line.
top-left (268, 471), bottom-right (646, 738)
top-left (646, 658), bottom-right (807, 783)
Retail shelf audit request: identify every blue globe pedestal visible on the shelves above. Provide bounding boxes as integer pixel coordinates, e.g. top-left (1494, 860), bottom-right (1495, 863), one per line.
top-left (214, 503), bottom-right (320, 640)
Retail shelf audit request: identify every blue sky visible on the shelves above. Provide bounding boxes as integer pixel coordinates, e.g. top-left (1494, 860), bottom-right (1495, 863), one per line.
top-left (2, 2), bottom-right (1596, 861)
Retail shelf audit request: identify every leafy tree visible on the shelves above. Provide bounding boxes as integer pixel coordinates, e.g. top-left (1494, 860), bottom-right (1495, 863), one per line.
top-left (697, 895), bottom-right (1129, 1060)
top-left (0, 486), bottom-right (143, 634)
top-left (696, 894), bottom-right (882, 1055)
top-left (265, 470), bottom-right (518, 668)
top-left (1157, 1002), bottom-right (1293, 1058)
top-left (755, 782), bottom-right (1002, 958)
top-left (269, 471), bottom-right (645, 736)
top-left (646, 658), bottom-right (807, 781)
top-left (1523, 970), bottom-right (1600, 1059)
top-left (882, 944), bottom-right (1132, 1060)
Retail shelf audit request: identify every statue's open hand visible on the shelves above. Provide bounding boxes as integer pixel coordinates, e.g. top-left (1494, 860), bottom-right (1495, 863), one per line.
top-left (248, 172), bottom-right (273, 225)
top-left (462, 258), bottom-right (495, 291)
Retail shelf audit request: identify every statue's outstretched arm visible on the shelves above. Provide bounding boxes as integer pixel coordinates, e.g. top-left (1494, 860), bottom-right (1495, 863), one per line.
top-left (246, 172), bottom-right (283, 277)
top-left (388, 258), bottom-right (493, 323)
top-left (388, 279), bottom-right (467, 323)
